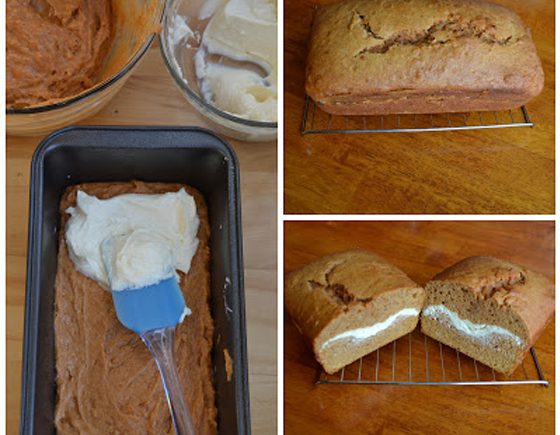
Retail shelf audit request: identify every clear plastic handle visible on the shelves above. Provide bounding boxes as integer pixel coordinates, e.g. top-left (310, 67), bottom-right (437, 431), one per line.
top-left (141, 328), bottom-right (196, 435)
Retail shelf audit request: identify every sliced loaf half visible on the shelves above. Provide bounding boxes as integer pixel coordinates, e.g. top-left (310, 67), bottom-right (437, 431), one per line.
top-left (285, 250), bottom-right (425, 374)
top-left (421, 256), bottom-right (554, 374)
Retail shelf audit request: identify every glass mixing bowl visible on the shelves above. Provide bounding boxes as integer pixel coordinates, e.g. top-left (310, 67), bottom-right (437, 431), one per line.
top-left (160, 0), bottom-right (278, 142)
top-left (7, 0), bottom-right (165, 137)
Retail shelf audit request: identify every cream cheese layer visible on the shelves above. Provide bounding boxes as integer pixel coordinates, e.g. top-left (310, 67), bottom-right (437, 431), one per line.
top-left (423, 304), bottom-right (524, 346)
top-left (65, 188), bottom-right (199, 292)
top-left (321, 308), bottom-right (420, 350)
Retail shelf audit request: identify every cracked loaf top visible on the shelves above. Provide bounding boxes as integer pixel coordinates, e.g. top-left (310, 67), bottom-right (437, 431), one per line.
top-left (285, 250), bottom-right (422, 344)
top-left (306, 0), bottom-right (544, 103)
top-left (431, 256), bottom-right (554, 344)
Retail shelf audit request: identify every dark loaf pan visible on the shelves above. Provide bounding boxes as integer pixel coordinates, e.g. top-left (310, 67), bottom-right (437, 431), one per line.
top-left (21, 126), bottom-right (250, 434)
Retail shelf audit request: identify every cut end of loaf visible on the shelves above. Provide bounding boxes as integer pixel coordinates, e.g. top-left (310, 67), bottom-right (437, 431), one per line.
top-left (318, 311), bottom-right (420, 374)
top-left (315, 286), bottom-right (425, 374)
top-left (421, 277), bottom-right (530, 374)
top-left (285, 250), bottom-right (426, 375)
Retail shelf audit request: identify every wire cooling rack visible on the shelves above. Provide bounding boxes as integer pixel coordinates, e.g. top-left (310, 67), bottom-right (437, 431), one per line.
top-left (301, 96), bottom-right (534, 135)
top-left (316, 328), bottom-right (548, 386)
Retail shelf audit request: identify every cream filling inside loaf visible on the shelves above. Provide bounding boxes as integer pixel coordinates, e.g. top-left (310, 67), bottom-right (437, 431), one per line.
top-left (423, 305), bottom-right (524, 347)
top-left (321, 307), bottom-right (420, 350)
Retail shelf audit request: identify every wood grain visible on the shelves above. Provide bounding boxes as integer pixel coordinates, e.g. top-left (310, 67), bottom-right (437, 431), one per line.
top-left (284, 221), bottom-right (555, 434)
top-left (284, 0), bottom-right (555, 214)
top-left (6, 43), bottom-right (277, 435)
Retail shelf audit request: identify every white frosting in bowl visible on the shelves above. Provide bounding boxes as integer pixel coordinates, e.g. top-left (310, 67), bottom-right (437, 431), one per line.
top-left (169, 0), bottom-right (277, 122)
top-left (65, 188), bottom-right (199, 291)
top-left (197, 0), bottom-right (277, 122)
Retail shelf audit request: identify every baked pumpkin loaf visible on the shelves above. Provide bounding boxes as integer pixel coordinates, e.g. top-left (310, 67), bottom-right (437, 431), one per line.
top-left (305, 0), bottom-right (544, 115)
top-left (285, 250), bottom-right (425, 374)
top-left (421, 256), bottom-right (554, 375)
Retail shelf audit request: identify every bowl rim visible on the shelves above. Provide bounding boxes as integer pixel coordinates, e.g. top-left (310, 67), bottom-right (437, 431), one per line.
top-left (7, 18), bottom-right (160, 115)
top-left (158, 9), bottom-right (278, 130)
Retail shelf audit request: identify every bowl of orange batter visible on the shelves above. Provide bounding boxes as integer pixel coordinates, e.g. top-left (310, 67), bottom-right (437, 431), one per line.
top-left (6, 0), bottom-right (164, 136)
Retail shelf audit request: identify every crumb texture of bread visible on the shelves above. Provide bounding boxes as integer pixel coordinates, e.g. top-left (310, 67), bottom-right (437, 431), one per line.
top-left (421, 256), bottom-right (554, 374)
top-left (285, 250), bottom-right (425, 373)
top-left (305, 0), bottom-right (544, 115)
top-left (54, 181), bottom-right (217, 435)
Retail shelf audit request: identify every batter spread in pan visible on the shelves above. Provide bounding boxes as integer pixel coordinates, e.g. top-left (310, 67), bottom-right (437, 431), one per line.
top-left (54, 181), bottom-right (217, 434)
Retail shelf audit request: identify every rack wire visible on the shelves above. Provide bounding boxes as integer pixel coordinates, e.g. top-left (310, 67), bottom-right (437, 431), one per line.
top-left (316, 328), bottom-right (548, 386)
top-left (301, 96), bottom-right (534, 135)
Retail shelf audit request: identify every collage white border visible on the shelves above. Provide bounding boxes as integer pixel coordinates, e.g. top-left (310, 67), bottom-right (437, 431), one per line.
top-left (0, 1), bottom-right (558, 434)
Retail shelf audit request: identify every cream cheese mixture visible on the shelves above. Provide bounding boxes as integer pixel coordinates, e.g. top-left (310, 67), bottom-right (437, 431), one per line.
top-left (171, 0), bottom-right (277, 122)
top-left (65, 189), bottom-right (200, 291)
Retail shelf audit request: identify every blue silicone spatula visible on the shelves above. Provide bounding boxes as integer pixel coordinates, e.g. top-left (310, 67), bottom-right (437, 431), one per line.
top-left (110, 277), bottom-right (196, 435)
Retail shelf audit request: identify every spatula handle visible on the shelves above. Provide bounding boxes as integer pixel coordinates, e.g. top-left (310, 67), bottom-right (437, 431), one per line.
top-left (141, 328), bottom-right (196, 435)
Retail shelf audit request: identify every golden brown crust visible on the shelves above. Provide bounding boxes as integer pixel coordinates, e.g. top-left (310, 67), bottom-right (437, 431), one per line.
top-left (54, 181), bottom-right (217, 435)
top-left (306, 0), bottom-right (544, 115)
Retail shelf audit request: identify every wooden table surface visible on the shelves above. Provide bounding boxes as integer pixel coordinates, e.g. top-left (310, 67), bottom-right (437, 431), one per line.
top-left (284, 221), bottom-right (555, 434)
top-left (284, 0), bottom-right (555, 214)
top-left (6, 43), bottom-right (277, 435)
